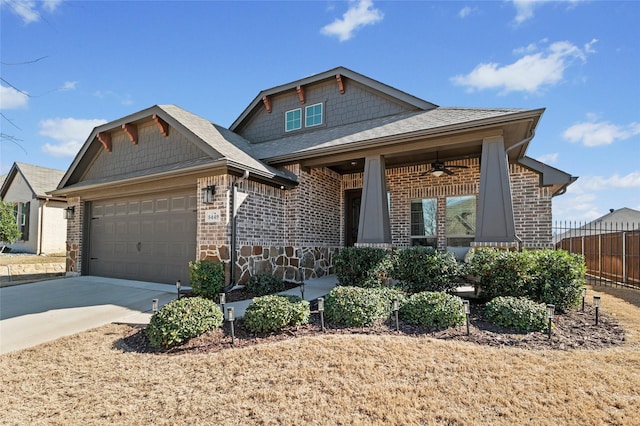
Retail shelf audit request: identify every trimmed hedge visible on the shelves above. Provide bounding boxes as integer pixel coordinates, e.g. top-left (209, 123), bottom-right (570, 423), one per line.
top-left (392, 247), bottom-right (461, 294)
top-left (325, 286), bottom-right (392, 327)
top-left (334, 247), bottom-right (389, 287)
top-left (244, 295), bottom-right (310, 334)
top-left (485, 296), bottom-right (548, 333)
top-left (399, 292), bottom-right (465, 328)
top-left (146, 297), bottom-right (223, 349)
top-left (189, 260), bottom-right (225, 299)
top-left (468, 248), bottom-right (586, 312)
top-left (246, 273), bottom-right (286, 296)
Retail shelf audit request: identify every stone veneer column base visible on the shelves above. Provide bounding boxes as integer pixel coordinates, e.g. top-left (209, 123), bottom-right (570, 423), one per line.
top-left (354, 243), bottom-right (394, 249)
top-left (470, 241), bottom-right (519, 250)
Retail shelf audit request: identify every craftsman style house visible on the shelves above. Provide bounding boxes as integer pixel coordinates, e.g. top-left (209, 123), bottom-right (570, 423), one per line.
top-left (52, 67), bottom-right (575, 285)
top-left (1, 162), bottom-right (67, 254)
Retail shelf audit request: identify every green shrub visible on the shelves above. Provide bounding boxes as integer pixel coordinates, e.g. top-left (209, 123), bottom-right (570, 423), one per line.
top-left (246, 273), bottom-right (285, 296)
top-left (324, 286), bottom-right (390, 327)
top-left (485, 296), bottom-right (547, 333)
top-left (529, 250), bottom-right (585, 313)
top-left (372, 286), bottom-right (408, 309)
top-left (334, 247), bottom-right (389, 287)
top-left (392, 247), bottom-right (461, 294)
top-left (467, 248), bottom-right (535, 300)
top-left (189, 260), bottom-right (225, 299)
top-left (244, 295), bottom-right (310, 334)
top-left (145, 297), bottom-right (223, 349)
top-left (399, 292), bottom-right (465, 328)
top-left (468, 248), bottom-right (586, 312)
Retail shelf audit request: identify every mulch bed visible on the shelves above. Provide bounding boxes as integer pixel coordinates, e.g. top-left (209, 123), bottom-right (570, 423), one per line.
top-left (119, 298), bottom-right (625, 355)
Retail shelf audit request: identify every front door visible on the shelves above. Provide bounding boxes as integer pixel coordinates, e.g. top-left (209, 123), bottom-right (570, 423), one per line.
top-left (345, 189), bottom-right (362, 247)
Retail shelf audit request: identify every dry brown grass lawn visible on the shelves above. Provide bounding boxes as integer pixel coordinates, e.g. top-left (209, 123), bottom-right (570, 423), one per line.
top-left (1, 285), bottom-right (639, 425)
top-left (0, 253), bottom-right (66, 265)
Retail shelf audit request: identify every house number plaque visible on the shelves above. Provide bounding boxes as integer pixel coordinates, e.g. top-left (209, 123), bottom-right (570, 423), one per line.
top-left (205, 210), bottom-right (222, 223)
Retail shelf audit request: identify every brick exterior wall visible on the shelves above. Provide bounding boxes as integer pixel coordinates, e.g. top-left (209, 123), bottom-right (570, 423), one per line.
top-left (236, 79), bottom-right (415, 144)
top-left (65, 196), bottom-right (83, 275)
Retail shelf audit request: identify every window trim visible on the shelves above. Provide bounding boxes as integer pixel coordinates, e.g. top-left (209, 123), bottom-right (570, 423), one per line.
top-left (304, 103), bottom-right (323, 128)
top-left (285, 108), bottom-right (302, 132)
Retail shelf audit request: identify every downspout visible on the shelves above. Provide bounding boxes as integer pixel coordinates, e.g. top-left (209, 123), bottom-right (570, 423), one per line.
top-left (38, 198), bottom-right (49, 256)
top-left (226, 170), bottom-right (250, 291)
top-left (505, 129), bottom-right (535, 251)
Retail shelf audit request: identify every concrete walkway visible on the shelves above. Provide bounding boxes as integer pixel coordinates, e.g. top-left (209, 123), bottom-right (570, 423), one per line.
top-left (0, 275), bottom-right (337, 355)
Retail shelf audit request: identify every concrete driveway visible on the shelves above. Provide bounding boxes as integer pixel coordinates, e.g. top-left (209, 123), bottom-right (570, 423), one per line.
top-left (0, 276), bottom-right (178, 355)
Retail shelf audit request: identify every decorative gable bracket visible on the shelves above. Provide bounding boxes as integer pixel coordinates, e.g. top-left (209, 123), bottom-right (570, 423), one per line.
top-left (262, 96), bottom-right (272, 113)
top-left (336, 74), bottom-right (345, 94)
top-left (153, 114), bottom-right (169, 137)
top-left (97, 132), bottom-right (112, 152)
top-left (122, 123), bottom-right (138, 144)
top-left (296, 86), bottom-right (305, 104)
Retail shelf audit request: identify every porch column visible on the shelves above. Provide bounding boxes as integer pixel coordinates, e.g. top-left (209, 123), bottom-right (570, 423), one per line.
top-left (473, 136), bottom-right (518, 248)
top-left (356, 155), bottom-right (391, 247)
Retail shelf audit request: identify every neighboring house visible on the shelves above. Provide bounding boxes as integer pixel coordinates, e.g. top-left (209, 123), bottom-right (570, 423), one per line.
top-left (51, 67), bottom-right (576, 285)
top-left (1, 162), bottom-right (67, 254)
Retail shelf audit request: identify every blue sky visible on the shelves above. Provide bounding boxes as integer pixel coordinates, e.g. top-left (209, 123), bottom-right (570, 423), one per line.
top-left (1, 0), bottom-right (638, 224)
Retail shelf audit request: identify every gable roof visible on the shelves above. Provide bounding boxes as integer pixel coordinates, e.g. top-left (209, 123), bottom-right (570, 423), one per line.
top-left (1, 162), bottom-right (66, 200)
top-left (251, 107), bottom-right (543, 163)
top-left (57, 105), bottom-right (297, 192)
top-left (230, 66), bottom-right (438, 132)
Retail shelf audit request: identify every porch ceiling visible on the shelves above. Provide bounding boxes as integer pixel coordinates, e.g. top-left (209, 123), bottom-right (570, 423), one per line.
top-left (297, 119), bottom-right (533, 174)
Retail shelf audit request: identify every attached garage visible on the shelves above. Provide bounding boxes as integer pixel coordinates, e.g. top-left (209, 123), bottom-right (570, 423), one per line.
top-left (86, 190), bottom-right (197, 285)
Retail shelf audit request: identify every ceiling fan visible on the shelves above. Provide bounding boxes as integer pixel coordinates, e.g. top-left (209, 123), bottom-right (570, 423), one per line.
top-left (422, 153), bottom-right (468, 177)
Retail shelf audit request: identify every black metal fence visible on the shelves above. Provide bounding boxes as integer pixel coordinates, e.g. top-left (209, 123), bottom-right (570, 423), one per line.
top-left (554, 221), bottom-right (640, 289)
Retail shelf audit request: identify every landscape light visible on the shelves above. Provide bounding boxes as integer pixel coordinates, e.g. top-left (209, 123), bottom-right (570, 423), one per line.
top-left (392, 298), bottom-right (400, 331)
top-left (594, 295), bottom-right (601, 325)
top-left (227, 306), bottom-right (235, 345)
top-left (582, 287), bottom-right (587, 311)
top-left (219, 293), bottom-right (226, 318)
top-left (317, 297), bottom-right (325, 332)
top-left (176, 280), bottom-right (182, 299)
top-left (152, 299), bottom-right (158, 313)
top-left (546, 304), bottom-right (555, 340)
top-left (462, 300), bottom-right (470, 336)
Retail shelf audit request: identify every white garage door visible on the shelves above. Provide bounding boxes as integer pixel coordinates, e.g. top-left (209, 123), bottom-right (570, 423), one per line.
top-left (87, 190), bottom-right (197, 285)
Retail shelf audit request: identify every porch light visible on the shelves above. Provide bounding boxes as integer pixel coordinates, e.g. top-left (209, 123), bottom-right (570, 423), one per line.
top-left (431, 170), bottom-right (445, 178)
top-left (546, 304), bottom-right (555, 340)
top-left (64, 206), bottom-right (75, 220)
top-left (317, 297), bottom-right (325, 332)
top-left (594, 295), bottom-right (601, 325)
top-left (202, 185), bottom-right (216, 204)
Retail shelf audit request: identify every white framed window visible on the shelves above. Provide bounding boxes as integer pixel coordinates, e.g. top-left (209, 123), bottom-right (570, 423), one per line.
top-left (446, 195), bottom-right (476, 247)
top-left (410, 198), bottom-right (437, 248)
top-left (305, 103), bottom-right (323, 127)
top-left (285, 108), bottom-right (302, 132)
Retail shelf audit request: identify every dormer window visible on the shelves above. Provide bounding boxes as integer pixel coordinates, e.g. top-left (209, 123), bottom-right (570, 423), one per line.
top-left (305, 103), bottom-right (323, 127)
top-left (285, 108), bottom-right (302, 132)
top-left (285, 103), bottom-right (323, 132)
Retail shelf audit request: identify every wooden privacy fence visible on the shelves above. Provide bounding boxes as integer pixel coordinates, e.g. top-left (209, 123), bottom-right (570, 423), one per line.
top-left (554, 221), bottom-right (640, 289)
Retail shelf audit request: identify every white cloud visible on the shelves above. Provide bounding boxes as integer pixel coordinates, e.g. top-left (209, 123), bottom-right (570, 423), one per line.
top-left (563, 119), bottom-right (640, 147)
top-left (458, 6), bottom-right (477, 18)
top-left (450, 39), bottom-right (595, 94)
top-left (321, 0), bottom-right (384, 42)
top-left (536, 153), bottom-right (558, 164)
top-left (1, 0), bottom-right (63, 24)
top-left (93, 90), bottom-right (133, 106)
top-left (573, 172), bottom-right (640, 191)
top-left (511, 0), bottom-right (540, 25)
top-left (0, 85), bottom-right (29, 109)
top-left (59, 81), bottom-right (77, 91)
top-left (39, 117), bottom-right (106, 157)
